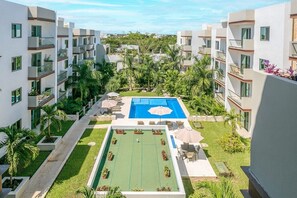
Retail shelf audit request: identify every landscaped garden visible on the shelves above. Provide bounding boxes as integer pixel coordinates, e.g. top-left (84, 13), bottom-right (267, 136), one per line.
top-left (119, 90), bottom-right (159, 97)
top-left (46, 128), bottom-right (107, 198)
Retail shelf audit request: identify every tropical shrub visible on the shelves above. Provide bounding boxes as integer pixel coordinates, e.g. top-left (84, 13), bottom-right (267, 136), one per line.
top-left (189, 95), bottom-right (225, 116)
top-left (219, 133), bottom-right (245, 153)
top-left (57, 98), bottom-right (83, 114)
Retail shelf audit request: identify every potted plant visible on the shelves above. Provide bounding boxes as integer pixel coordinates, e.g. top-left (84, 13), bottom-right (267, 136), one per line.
top-left (157, 186), bottom-right (171, 191)
top-left (134, 129), bottom-right (143, 134)
top-left (164, 166), bottom-right (170, 177)
top-left (112, 137), bottom-right (117, 144)
top-left (37, 104), bottom-right (67, 151)
top-left (161, 150), bottom-right (168, 161)
top-left (97, 185), bottom-right (110, 191)
top-left (102, 168), bottom-right (109, 179)
top-left (0, 127), bottom-right (39, 197)
top-left (160, 138), bottom-right (166, 145)
top-left (44, 55), bottom-right (53, 62)
top-left (108, 151), bottom-right (114, 161)
top-left (76, 186), bottom-right (95, 198)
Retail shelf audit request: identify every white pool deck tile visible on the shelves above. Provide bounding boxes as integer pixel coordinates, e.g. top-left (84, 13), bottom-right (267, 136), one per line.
top-left (110, 96), bottom-right (217, 179)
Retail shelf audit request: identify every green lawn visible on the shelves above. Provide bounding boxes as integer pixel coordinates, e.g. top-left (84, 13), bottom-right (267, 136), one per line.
top-left (46, 128), bottom-right (107, 198)
top-left (119, 90), bottom-right (159, 97)
top-left (88, 120), bottom-right (112, 125)
top-left (35, 120), bottom-right (75, 143)
top-left (188, 122), bottom-right (250, 197)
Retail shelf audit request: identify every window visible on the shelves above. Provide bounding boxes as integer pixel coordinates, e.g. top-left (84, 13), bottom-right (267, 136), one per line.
top-left (240, 111), bottom-right (250, 131)
top-left (73, 39), bottom-right (77, 47)
top-left (65, 60), bottom-right (69, 69)
top-left (260, 27), bottom-right (270, 41)
top-left (206, 40), bottom-right (211, 48)
top-left (94, 38), bottom-right (96, 43)
top-left (65, 40), bottom-right (69, 48)
top-left (259, 58), bottom-right (268, 70)
top-left (12, 24), bottom-right (22, 38)
top-left (241, 28), bottom-right (252, 39)
top-left (31, 25), bottom-right (42, 37)
top-left (215, 61), bottom-right (219, 69)
top-left (12, 56), bottom-right (22, 71)
top-left (11, 119), bottom-right (22, 129)
top-left (31, 53), bottom-right (42, 67)
top-left (11, 88), bottom-right (22, 105)
top-left (94, 50), bottom-right (96, 56)
top-left (187, 39), bottom-right (191, 45)
top-left (215, 41), bottom-right (219, 50)
top-left (241, 55), bottom-right (251, 73)
top-left (241, 82), bottom-right (251, 97)
top-left (180, 39), bottom-right (182, 45)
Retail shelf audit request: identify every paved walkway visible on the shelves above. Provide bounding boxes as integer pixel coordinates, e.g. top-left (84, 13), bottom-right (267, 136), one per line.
top-left (22, 102), bottom-right (101, 198)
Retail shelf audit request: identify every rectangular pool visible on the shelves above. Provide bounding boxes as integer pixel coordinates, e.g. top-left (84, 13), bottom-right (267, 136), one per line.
top-left (129, 98), bottom-right (186, 119)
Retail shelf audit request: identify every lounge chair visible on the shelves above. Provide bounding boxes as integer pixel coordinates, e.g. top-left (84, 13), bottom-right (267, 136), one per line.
top-left (166, 121), bottom-right (173, 130)
top-left (176, 121), bottom-right (184, 129)
top-left (149, 121), bottom-right (155, 125)
top-left (193, 121), bottom-right (204, 129)
top-left (137, 121), bottom-right (144, 125)
top-left (177, 147), bottom-right (187, 160)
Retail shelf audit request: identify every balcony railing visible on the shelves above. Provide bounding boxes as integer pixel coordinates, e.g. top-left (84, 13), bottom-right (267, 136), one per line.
top-left (215, 92), bottom-right (225, 104)
top-left (57, 71), bottom-right (67, 84)
top-left (58, 91), bottom-right (67, 101)
top-left (86, 44), bottom-right (94, 51)
top-left (28, 37), bottom-right (55, 49)
top-left (198, 47), bottom-right (211, 55)
top-left (228, 89), bottom-right (252, 110)
top-left (73, 46), bottom-right (85, 54)
top-left (214, 71), bottom-right (225, 84)
top-left (57, 49), bottom-right (68, 61)
top-left (229, 39), bottom-right (254, 51)
top-left (182, 45), bottom-right (192, 51)
top-left (228, 90), bottom-right (241, 106)
top-left (216, 51), bottom-right (226, 62)
top-left (28, 88), bottom-right (54, 108)
top-left (28, 62), bottom-right (54, 79)
top-left (229, 64), bottom-right (253, 80)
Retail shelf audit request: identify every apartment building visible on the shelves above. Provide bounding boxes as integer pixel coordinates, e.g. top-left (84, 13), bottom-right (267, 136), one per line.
top-left (0, 0), bottom-right (101, 131)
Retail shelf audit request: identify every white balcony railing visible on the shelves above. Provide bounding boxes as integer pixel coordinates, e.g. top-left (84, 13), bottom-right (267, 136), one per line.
top-left (28, 62), bottom-right (54, 78)
top-left (28, 88), bottom-right (54, 108)
top-left (229, 39), bottom-right (254, 51)
top-left (28, 37), bottom-right (55, 49)
top-left (229, 64), bottom-right (253, 80)
top-left (57, 71), bottom-right (67, 84)
top-left (216, 51), bottom-right (226, 62)
top-left (199, 47), bottom-right (211, 55)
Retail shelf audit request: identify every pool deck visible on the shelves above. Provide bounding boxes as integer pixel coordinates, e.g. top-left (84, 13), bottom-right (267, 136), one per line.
top-left (109, 97), bottom-right (216, 179)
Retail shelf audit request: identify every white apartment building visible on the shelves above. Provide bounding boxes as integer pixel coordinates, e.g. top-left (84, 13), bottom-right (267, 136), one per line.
top-left (0, 0), bottom-right (101, 131)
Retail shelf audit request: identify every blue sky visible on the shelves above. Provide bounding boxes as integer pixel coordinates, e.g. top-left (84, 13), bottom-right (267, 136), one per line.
top-left (10, 0), bottom-right (288, 34)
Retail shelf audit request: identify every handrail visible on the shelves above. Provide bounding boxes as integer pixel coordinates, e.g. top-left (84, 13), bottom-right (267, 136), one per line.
top-left (229, 39), bottom-right (243, 48)
top-left (228, 89), bottom-right (241, 105)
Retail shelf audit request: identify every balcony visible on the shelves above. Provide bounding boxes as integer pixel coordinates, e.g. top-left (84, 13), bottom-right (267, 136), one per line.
top-left (180, 31), bottom-right (192, 37)
top-left (216, 28), bottom-right (226, 38)
top-left (229, 10), bottom-right (255, 25)
top-left (289, 41), bottom-right (297, 60)
top-left (73, 29), bottom-right (87, 36)
top-left (73, 46), bottom-right (85, 54)
top-left (28, 6), bottom-right (56, 22)
top-left (28, 63), bottom-right (54, 80)
top-left (86, 44), bottom-right (94, 51)
top-left (229, 39), bottom-right (254, 52)
top-left (58, 91), bottom-right (67, 101)
top-left (182, 45), bottom-right (192, 52)
top-left (198, 29), bottom-right (211, 38)
top-left (214, 72), bottom-right (225, 86)
top-left (57, 49), bottom-right (68, 62)
top-left (57, 71), bottom-right (67, 85)
top-left (28, 88), bottom-right (54, 109)
top-left (227, 90), bottom-right (252, 110)
top-left (291, 0), bottom-right (297, 17)
top-left (87, 29), bottom-right (95, 36)
top-left (215, 92), bottom-right (225, 104)
top-left (28, 37), bottom-right (55, 50)
top-left (58, 26), bottom-right (69, 37)
top-left (228, 64), bottom-right (253, 81)
top-left (216, 51), bottom-right (226, 62)
top-left (198, 47), bottom-right (211, 55)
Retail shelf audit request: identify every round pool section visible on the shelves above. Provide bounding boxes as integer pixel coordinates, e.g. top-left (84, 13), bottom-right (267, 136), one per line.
top-left (129, 98), bottom-right (186, 119)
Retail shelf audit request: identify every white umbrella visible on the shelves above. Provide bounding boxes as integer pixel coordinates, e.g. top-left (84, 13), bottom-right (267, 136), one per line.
top-left (175, 127), bottom-right (204, 144)
top-left (148, 106), bottom-right (172, 123)
top-left (101, 99), bottom-right (117, 109)
top-left (107, 92), bottom-right (119, 97)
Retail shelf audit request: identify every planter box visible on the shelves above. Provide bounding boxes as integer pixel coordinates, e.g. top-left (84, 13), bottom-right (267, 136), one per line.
top-left (2, 177), bottom-right (29, 198)
top-left (37, 136), bottom-right (62, 151)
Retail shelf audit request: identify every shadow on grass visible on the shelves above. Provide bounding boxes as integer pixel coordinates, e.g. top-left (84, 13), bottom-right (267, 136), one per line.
top-left (202, 149), bottom-right (212, 158)
top-left (183, 178), bottom-right (194, 198)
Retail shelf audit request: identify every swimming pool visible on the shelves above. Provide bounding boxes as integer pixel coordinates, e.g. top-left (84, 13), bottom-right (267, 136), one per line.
top-left (129, 98), bottom-right (186, 119)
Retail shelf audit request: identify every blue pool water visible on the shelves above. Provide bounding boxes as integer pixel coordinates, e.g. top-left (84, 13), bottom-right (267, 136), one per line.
top-left (170, 135), bottom-right (177, 149)
top-left (129, 98), bottom-right (186, 119)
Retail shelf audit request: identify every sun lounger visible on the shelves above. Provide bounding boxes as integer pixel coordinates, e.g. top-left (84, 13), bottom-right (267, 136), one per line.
top-left (193, 121), bottom-right (204, 129)
top-left (176, 121), bottom-right (184, 129)
top-left (149, 121), bottom-right (155, 125)
top-left (137, 121), bottom-right (144, 125)
top-left (215, 162), bottom-right (232, 177)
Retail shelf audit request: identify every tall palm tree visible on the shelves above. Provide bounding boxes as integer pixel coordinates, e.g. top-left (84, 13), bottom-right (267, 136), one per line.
top-left (122, 54), bottom-right (136, 91)
top-left (195, 179), bottom-right (238, 198)
top-left (164, 45), bottom-right (183, 71)
top-left (95, 59), bottom-right (114, 90)
top-left (40, 104), bottom-right (67, 141)
top-left (0, 127), bottom-right (39, 187)
top-left (76, 186), bottom-right (95, 198)
top-left (224, 108), bottom-right (242, 134)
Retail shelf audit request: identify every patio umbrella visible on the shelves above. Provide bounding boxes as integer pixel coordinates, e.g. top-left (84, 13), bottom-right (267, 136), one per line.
top-left (148, 106), bottom-right (172, 123)
top-left (175, 127), bottom-right (204, 144)
top-left (101, 99), bottom-right (117, 109)
top-left (107, 92), bottom-right (119, 97)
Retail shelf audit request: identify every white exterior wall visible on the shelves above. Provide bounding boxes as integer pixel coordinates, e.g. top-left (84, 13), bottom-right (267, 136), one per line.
top-left (254, 3), bottom-right (291, 71)
top-left (0, 1), bottom-right (30, 128)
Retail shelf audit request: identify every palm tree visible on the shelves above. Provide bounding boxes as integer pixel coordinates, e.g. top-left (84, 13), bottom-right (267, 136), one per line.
top-left (106, 186), bottom-right (126, 198)
top-left (0, 127), bottom-right (39, 187)
top-left (76, 186), bottom-right (95, 198)
top-left (224, 108), bottom-right (242, 134)
top-left (194, 179), bottom-right (238, 198)
top-left (164, 45), bottom-right (183, 71)
top-left (95, 59), bottom-right (114, 91)
top-left (122, 54), bottom-right (136, 91)
top-left (40, 104), bottom-right (67, 141)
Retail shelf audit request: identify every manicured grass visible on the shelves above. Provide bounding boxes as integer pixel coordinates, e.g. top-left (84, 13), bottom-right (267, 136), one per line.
top-left (119, 90), bottom-right (159, 97)
top-left (35, 120), bottom-right (75, 143)
top-left (189, 122), bottom-right (250, 197)
top-left (46, 128), bottom-right (107, 198)
top-left (88, 120), bottom-right (112, 125)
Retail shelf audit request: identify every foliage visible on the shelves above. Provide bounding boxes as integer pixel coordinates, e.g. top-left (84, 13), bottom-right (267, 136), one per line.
top-left (105, 76), bottom-right (121, 92)
top-left (95, 59), bottom-right (115, 92)
top-left (191, 178), bottom-right (238, 198)
top-left (224, 109), bottom-right (242, 134)
top-left (57, 98), bottom-right (83, 114)
top-left (218, 133), bottom-right (246, 153)
top-left (188, 95), bottom-right (225, 116)
top-left (105, 186), bottom-right (126, 198)
top-left (76, 186), bottom-right (96, 198)
top-left (0, 127), bottom-right (39, 186)
top-left (40, 104), bottom-right (67, 140)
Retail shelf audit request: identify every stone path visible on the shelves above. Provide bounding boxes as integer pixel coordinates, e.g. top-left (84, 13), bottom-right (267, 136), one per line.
top-left (22, 102), bottom-right (101, 198)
